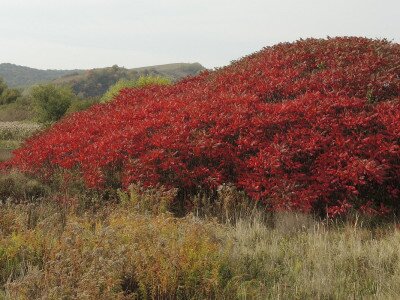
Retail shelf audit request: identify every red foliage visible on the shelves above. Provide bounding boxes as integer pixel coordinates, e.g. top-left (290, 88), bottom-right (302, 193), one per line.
top-left (5, 37), bottom-right (400, 216)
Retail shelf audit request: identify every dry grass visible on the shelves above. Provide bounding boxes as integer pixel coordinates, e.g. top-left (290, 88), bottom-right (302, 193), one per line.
top-left (224, 213), bottom-right (400, 299)
top-left (1, 190), bottom-right (400, 299)
top-left (0, 105), bottom-right (35, 123)
top-left (0, 121), bottom-right (41, 162)
top-left (1, 202), bottom-right (225, 299)
top-left (0, 150), bottom-right (11, 162)
top-left (0, 122), bottom-right (41, 141)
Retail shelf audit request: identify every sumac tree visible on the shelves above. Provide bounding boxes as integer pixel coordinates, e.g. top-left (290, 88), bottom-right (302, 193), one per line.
top-left (4, 37), bottom-right (400, 216)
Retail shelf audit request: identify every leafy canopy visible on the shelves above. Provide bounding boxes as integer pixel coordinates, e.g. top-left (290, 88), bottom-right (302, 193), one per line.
top-left (0, 78), bottom-right (21, 105)
top-left (6, 37), bottom-right (400, 217)
top-left (31, 84), bottom-right (75, 123)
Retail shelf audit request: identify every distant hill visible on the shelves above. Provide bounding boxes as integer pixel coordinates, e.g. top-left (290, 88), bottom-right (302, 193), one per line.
top-left (131, 62), bottom-right (205, 80)
top-left (0, 63), bottom-right (205, 97)
top-left (53, 63), bottom-right (205, 98)
top-left (0, 63), bottom-right (83, 87)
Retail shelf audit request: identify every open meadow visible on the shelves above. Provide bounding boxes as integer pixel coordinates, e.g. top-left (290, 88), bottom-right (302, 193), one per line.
top-left (0, 122), bottom-right (41, 162)
top-left (2, 186), bottom-right (400, 299)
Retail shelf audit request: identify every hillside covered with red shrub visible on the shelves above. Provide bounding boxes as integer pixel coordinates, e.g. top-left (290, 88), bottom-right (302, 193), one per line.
top-left (5, 37), bottom-right (400, 216)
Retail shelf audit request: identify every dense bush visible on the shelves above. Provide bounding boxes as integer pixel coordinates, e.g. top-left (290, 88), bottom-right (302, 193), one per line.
top-left (0, 88), bottom-right (21, 105)
top-left (4, 37), bottom-right (400, 216)
top-left (0, 78), bottom-right (21, 105)
top-left (66, 98), bottom-right (99, 114)
top-left (30, 84), bottom-right (75, 123)
top-left (100, 75), bottom-right (172, 103)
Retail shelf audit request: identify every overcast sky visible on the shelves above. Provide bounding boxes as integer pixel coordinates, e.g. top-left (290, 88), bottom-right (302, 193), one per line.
top-left (0, 0), bottom-right (399, 70)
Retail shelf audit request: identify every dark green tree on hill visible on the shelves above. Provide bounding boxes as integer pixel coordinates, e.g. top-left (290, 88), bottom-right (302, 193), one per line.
top-left (71, 65), bottom-right (127, 98)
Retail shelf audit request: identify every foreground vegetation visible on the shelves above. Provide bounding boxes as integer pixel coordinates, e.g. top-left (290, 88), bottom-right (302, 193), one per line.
top-left (1, 181), bottom-right (400, 299)
top-left (1, 37), bottom-right (399, 299)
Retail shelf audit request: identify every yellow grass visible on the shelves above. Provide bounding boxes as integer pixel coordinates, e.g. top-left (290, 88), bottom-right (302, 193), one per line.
top-left (1, 195), bottom-right (400, 299)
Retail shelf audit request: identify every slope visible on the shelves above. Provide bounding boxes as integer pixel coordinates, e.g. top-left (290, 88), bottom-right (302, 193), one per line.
top-left (5, 37), bottom-right (400, 216)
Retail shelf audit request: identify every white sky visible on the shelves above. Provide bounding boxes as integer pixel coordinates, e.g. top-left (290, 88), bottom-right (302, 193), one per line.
top-left (0, 0), bottom-right (399, 70)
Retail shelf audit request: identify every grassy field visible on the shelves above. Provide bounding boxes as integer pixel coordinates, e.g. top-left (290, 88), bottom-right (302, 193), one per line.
top-left (0, 121), bottom-right (41, 161)
top-left (1, 189), bottom-right (400, 299)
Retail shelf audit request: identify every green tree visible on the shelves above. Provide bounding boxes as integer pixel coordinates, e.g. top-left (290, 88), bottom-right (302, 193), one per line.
top-left (100, 75), bottom-right (171, 103)
top-left (0, 78), bottom-right (21, 105)
top-left (31, 84), bottom-right (75, 123)
top-left (0, 78), bottom-right (7, 95)
top-left (0, 88), bottom-right (21, 105)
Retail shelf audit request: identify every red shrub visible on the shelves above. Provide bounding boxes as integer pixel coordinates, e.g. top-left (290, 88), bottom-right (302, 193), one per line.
top-left (5, 37), bottom-right (400, 216)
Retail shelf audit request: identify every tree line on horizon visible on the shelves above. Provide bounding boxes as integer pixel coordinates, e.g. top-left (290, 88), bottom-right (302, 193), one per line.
top-left (0, 73), bottom-right (172, 123)
top-left (0, 63), bottom-right (204, 123)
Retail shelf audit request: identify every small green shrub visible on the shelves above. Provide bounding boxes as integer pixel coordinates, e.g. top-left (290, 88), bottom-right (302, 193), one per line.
top-left (31, 84), bottom-right (75, 123)
top-left (66, 98), bottom-right (100, 114)
top-left (0, 88), bottom-right (21, 105)
top-left (134, 75), bottom-right (171, 87)
top-left (100, 75), bottom-right (171, 103)
top-left (0, 78), bottom-right (22, 105)
top-left (100, 79), bottom-right (136, 103)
